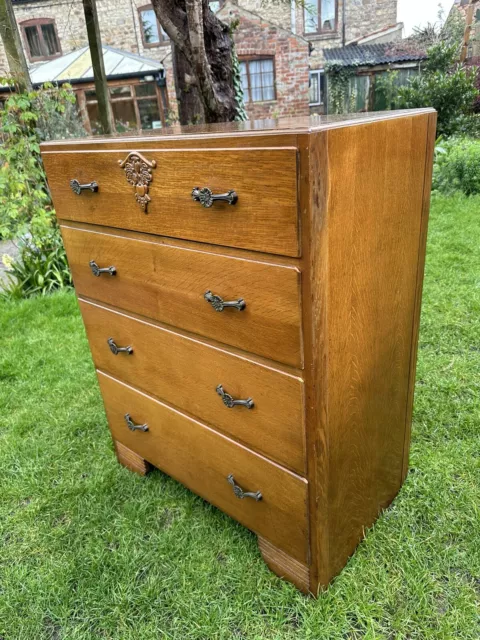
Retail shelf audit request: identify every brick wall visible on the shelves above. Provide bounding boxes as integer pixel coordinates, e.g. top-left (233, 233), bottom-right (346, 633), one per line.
top-left (5, 0), bottom-right (143, 60)
top-left (0, 0), bottom-right (176, 116)
top-left (0, 0), bottom-right (398, 119)
top-left (239, 0), bottom-right (398, 68)
top-left (0, 0), bottom-right (171, 75)
top-left (220, 1), bottom-right (310, 119)
top-left (345, 0), bottom-right (398, 42)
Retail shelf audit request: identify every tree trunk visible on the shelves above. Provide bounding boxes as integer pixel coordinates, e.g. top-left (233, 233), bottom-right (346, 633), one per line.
top-left (171, 43), bottom-right (205, 124)
top-left (151, 0), bottom-right (237, 125)
top-left (0, 0), bottom-right (32, 92)
top-left (82, 0), bottom-right (115, 134)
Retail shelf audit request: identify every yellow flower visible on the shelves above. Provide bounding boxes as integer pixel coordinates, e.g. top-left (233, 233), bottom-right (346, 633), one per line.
top-left (2, 253), bottom-right (13, 269)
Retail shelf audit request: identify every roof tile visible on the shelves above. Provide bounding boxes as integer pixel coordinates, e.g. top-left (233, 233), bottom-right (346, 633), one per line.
top-left (323, 43), bottom-right (427, 67)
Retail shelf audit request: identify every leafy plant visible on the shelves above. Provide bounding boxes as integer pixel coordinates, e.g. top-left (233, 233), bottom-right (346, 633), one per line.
top-left (433, 137), bottom-right (480, 196)
top-left (0, 81), bottom-right (85, 241)
top-left (383, 43), bottom-right (479, 137)
top-left (0, 92), bottom-right (51, 241)
top-left (467, 61), bottom-right (480, 114)
top-left (396, 7), bottom-right (465, 55)
top-left (34, 83), bottom-right (87, 141)
top-left (1, 231), bottom-right (72, 300)
top-left (232, 43), bottom-right (248, 122)
top-left (375, 69), bottom-right (400, 111)
top-left (324, 63), bottom-right (356, 115)
top-left (0, 81), bottom-right (84, 298)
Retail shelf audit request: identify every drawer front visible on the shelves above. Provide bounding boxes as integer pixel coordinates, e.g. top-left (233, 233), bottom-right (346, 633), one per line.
top-left (43, 147), bottom-right (299, 257)
top-left (62, 225), bottom-right (303, 368)
top-left (98, 372), bottom-right (309, 563)
top-left (80, 300), bottom-right (305, 475)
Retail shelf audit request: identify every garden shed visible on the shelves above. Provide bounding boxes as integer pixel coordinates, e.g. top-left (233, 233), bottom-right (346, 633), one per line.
top-left (322, 42), bottom-right (427, 113)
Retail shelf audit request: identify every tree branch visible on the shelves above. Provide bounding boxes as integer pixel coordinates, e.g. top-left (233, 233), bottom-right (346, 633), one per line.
top-left (0, 0), bottom-right (32, 91)
top-left (152, 0), bottom-right (191, 61)
top-left (185, 0), bottom-right (218, 115)
top-left (151, 0), bottom-right (236, 124)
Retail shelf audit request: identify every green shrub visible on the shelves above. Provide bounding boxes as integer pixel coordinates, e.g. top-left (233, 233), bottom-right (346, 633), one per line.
top-left (433, 137), bottom-right (480, 196)
top-left (34, 83), bottom-right (87, 141)
top-left (396, 43), bottom-right (479, 138)
top-left (373, 43), bottom-right (479, 138)
top-left (0, 81), bottom-right (84, 298)
top-left (1, 230), bottom-right (72, 300)
top-left (0, 81), bottom-right (85, 241)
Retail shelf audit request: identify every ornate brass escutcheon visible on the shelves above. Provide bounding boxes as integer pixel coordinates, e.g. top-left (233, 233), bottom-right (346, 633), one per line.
top-left (118, 151), bottom-right (157, 213)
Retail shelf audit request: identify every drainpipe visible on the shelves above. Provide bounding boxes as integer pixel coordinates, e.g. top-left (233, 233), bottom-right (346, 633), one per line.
top-left (342, 0), bottom-right (346, 46)
top-left (130, 0), bottom-right (142, 54)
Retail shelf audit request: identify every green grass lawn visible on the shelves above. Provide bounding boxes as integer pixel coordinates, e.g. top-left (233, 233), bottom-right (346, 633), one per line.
top-left (0, 194), bottom-right (479, 640)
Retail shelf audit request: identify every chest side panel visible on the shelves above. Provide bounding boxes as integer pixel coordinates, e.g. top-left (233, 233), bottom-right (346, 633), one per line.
top-left (309, 113), bottom-right (436, 585)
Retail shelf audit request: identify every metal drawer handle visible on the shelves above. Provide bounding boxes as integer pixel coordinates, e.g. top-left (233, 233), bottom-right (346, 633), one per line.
top-left (108, 338), bottom-right (133, 355)
top-left (70, 179), bottom-right (99, 194)
top-left (192, 186), bottom-right (238, 208)
top-left (216, 384), bottom-right (254, 409)
top-left (124, 413), bottom-right (148, 432)
top-left (227, 474), bottom-right (262, 501)
top-left (204, 290), bottom-right (246, 312)
top-left (89, 260), bottom-right (116, 277)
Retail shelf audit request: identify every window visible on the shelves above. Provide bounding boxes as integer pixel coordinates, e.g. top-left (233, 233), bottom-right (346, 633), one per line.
top-left (239, 58), bottom-right (275, 103)
top-left (21, 19), bottom-right (61, 61)
top-left (304, 0), bottom-right (337, 34)
top-left (138, 5), bottom-right (169, 47)
top-left (135, 83), bottom-right (163, 129)
top-left (309, 69), bottom-right (325, 106)
top-left (82, 81), bottom-right (165, 134)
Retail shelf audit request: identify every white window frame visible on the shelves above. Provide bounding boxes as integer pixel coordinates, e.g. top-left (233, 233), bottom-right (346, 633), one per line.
top-left (309, 69), bottom-right (324, 106)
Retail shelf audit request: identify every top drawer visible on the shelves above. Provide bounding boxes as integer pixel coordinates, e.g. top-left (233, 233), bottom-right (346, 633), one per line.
top-left (42, 147), bottom-right (300, 257)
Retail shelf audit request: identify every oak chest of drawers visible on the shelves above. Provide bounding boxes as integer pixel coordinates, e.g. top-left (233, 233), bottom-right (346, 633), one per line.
top-left (41, 109), bottom-right (436, 595)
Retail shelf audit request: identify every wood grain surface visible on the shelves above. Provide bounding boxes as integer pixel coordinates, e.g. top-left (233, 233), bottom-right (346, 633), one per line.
top-left (40, 109), bottom-right (437, 594)
top-left (311, 113), bottom-right (435, 583)
top-left (258, 536), bottom-right (310, 593)
top-left (80, 299), bottom-right (305, 474)
top-left (401, 112), bottom-right (438, 480)
top-left (44, 147), bottom-right (299, 256)
top-left (114, 440), bottom-right (151, 475)
top-left (98, 371), bottom-right (309, 563)
top-left (299, 129), bottom-right (331, 592)
top-left (61, 224), bottom-right (303, 368)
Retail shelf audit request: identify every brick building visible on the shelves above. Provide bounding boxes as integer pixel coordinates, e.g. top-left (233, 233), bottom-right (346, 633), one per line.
top-left (0, 0), bottom-right (402, 124)
top-left (219, 1), bottom-right (310, 119)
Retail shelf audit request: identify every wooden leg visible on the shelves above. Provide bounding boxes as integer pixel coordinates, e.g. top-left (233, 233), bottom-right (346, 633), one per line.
top-left (258, 536), bottom-right (310, 594)
top-left (114, 440), bottom-right (151, 476)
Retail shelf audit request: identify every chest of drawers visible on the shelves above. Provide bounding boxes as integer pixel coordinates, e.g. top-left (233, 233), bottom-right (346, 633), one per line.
top-left (41, 110), bottom-right (436, 595)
